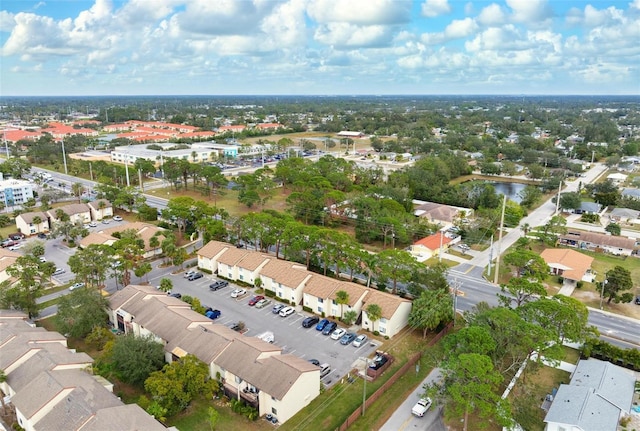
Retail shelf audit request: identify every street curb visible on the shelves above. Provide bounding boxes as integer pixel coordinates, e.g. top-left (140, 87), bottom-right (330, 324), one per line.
top-left (587, 306), bottom-right (640, 323)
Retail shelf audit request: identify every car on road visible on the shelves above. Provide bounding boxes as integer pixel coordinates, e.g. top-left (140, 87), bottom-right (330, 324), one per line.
top-left (248, 295), bottom-right (265, 306)
top-left (272, 303), bottom-right (285, 314)
top-left (187, 272), bottom-right (203, 281)
top-left (69, 282), bottom-right (85, 291)
top-left (209, 280), bottom-right (229, 291)
top-left (411, 397), bottom-right (432, 417)
top-left (302, 316), bottom-right (320, 328)
top-left (53, 268), bottom-right (65, 276)
top-left (315, 318), bottom-right (330, 331)
top-left (322, 321), bottom-right (338, 335)
top-left (279, 306), bottom-right (295, 317)
top-left (635, 296), bottom-right (640, 305)
top-left (113, 215), bottom-right (123, 221)
top-left (330, 328), bottom-right (346, 340)
top-left (231, 288), bottom-right (247, 298)
top-left (255, 298), bottom-right (271, 309)
top-left (353, 334), bottom-right (368, 347)
top-left (88, 221), bottom-right (97, 227)
top-left (205, 309), bottom-right (221, 319)
top-left (340, 332), bottom-right (357, 345)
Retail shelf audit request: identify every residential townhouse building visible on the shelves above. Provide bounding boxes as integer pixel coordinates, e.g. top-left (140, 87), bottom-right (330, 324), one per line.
top-left (216, 248), bottom-right (270, 285)
top-left (559, 230), bottom-right (637, 256)
top-left (79, 222), bottom-right (165, 259)
top-left (0, 311), bottom-right (166, 431)
top-left (15, 211), bottom-right (49, 236)
top-left (87, 199), bottom-right (113, 220)
top-left (108, 285), bottom-right (319, 424)
top-left (46, 203), bottom-right (92, 225)
top-left (259, 259), bottom-right (312, 306)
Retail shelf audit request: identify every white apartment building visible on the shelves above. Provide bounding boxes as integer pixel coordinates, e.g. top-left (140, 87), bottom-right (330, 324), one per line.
top-left (0, 179), bottom-right (34, 206)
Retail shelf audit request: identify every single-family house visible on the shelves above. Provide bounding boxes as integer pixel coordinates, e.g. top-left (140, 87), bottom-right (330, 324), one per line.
top-left (544, 359), bottom-right (635, 431)
top-left (413, 200), bottom-right (472, 227)
top-left (575, 201), bottom-right (602, 215)
top-left (410, 232), bottom-right (452, 261)
top-left (559, 230), bottom-right (637, 256)
top-left (259, 259), bottom-right (311, 306)
top-left (0, 248), bottom-right (21, 283)
top-left (108, 285), bottom-right (320, 424)
top-left (87, 199), bottom-right (113, 220)
top-left (15, 211), bottom-right (49, 236)
top-left (360, 289), bottom-right (412, 338)
top-left (622, 188), bottom-right (640, 200)
top-left (47, 203), bottom-right (91, 225)
top-left (539, 248), bottom-right (595, 283)
top-left (606, 172), bottom-right (628, 184)
top-left (608, 207), bottom-right (640, 224)
top-left (0, 311), bottom-right (166, 431)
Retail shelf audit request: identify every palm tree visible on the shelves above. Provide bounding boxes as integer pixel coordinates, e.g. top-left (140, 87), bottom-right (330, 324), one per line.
top-left (365, 303), bottom-right (382, 333)
top-left (335, 290), bottom-right (349, 321)
top-left (72, 182), bottom-right (85, 203)
top-left (32, 215), bottom-right (42, 234)
top-left (521, 223), bottom-right (531, 237)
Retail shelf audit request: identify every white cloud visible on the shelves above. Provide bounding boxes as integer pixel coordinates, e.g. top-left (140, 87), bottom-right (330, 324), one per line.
top-left (314, 22), bottom-right (393, 48)
top-left (477, 3), bottom-right (506, 26)
top-left (631, 0), bottom-right (640, 10)
top-left (420, 0), bottom-right (451, 18)
top-left (307, 0), bottom-right (411, 25)
top-left (444, 18), bottom-right (478, 39)
top-left (0, 11), bottom-right (15, 32)
top-left (505, 0), bottom-right (552, 24)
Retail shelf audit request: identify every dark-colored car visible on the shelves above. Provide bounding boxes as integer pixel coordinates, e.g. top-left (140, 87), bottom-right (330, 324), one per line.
top-left (8, 233), bottom-right (25, 241)
top-left (37, 233), bottom-right (48, 239)
top-left (228, 322), bottom-right (242, 332)
top-left (1, 240), bottom-right (18, 248)
top-left (248, 295), bottom-right (265, 306)
top-left (205, 309), bottom-right (221, 319)
top-left (187, 272), bottom-right (204, 281)
top-left (340, 332), bottom-right (357, 345)
top-left (302, 316), bottom-right (320, 328)
top-left (635, 296), bottom-right (640, 305)
top-left (209, 280), bottom-right (229, 291)
top-left (308, 359), bottom-right (320, 366)
top-left (272, 304), bottom-right (285, 314)
top-left (169, 292), bottom-right (182, 299)
top-left (369, 354), bottom-right (388, 370)
top-left (315, 318), bottom-right (329, 331)
top-left (322, 321), bottom-right (338, 336)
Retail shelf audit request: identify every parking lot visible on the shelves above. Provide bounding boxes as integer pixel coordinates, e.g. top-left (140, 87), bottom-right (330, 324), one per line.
top-left (167, 272), bottom-right (380, 385)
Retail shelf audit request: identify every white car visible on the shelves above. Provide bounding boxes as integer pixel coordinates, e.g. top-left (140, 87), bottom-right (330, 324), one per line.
top-left (411, 398), bottom-right (432, 417)
top-left (279, 306), bottom-right (295, 317)
top-left (38, 256), bottom-right (47, 263)
top-left (69, 282), bottom-right (85, 291)
top-left (8, 243), bottom-right (23, 251)
top-left (89, 221), bottom-right (97, 227)
top-left (113, 215), bottom-right (123, 222)
top-left (53, 268), bottom-right (65, 276)
top-left (330, 328), bottom-right (347, 340)
top-left (184, 269), bottom-right (197, 278)
top-left (353, 334), bottom-right (368, 347)
top-left (231, 288), bottom-right (247, 298)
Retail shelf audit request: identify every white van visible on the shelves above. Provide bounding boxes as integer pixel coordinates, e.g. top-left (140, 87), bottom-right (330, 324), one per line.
top-left (319, 363), bottom-right (331, 378)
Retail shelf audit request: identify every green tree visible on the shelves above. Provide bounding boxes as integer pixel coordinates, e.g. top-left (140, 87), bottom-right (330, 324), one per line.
top-left (503, 249), bottom-right (549, 281)
top-left (443, 326), bottom-right (496, 357)
top-left (2, 255), bottom-right (53, 318)
top-left (376, 248), bottom-right (419, 294)
top-left (208, 406), bottom-right (220, 431)
top-left (110, 334), bottom-right (165, 386)
top-left (342, 310), bottom-right (358, 326)
top-left (159, 278), bottom-right (173, 293)
top-left (559, 192), bottom-right (582, 211)
top-left (55, 289), bottom-right (109, 338)
top-left (605, 223), bottom-right (621, 236)
top-left (144, 354), bottom-right (211, 416)
top-left (603, 266), bottom-right (634, 304)
top-left (72, 182), bottom-right (85, 203)
top-left (519, 295), bottom-right (596, 343)
top-left (335, 290), bottom-right (349, 320)
top-left (498, 277), bottom-right (547, 308)
top-left (408, 288), bottom-right (454, 338)
top-left (365, 303), bottom-right (382, 333)
top-left (68, 244), bottom-right (114, 289)
top-left (0, 368), bottom-right (7, 414)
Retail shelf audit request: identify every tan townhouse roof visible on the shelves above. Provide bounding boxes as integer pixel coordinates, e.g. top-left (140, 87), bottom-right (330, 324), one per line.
top-left (79, 232), bottom-right (115, 248)
top-left (560, 231), bottom-right (636, 250)
top-left (16, 211), bottom-right (48, 224)
top-left (216, 247), bottom-right (251, 266)
top-left (303, 274), bottom-right (344, 299)
top-left (108, 284), bottom-right (163, 310)
top-left (48, 203), bottom-right (91, 218)
top-left (101, 222), bottom-right (166, 251)
top-left (257, 354), bottom-right (318, 400)
top-left (198, 240), bottom-right (231, 259)
top-left (0, 331), bottom-right (68, 370)
top-left (87, 199), bottom-right (111, 211)
top-left (166, 324), bottom-right (239, 364)
top-left (236, 252), bottom-right (270, 271)
top-left (540, 248), bottom-right (594, 281)
top-left (362, 288), bottom-right (411, 320)
top-left (329, 281), bottom-right (367, 307)
top-left (0, 248), bottom-right (20, 272)
top-left (259, 259), bottom-right (311, 288)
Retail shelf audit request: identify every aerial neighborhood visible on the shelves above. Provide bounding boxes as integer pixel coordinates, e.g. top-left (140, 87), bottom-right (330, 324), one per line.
top-left (0, 95), bottom-right (639, 431)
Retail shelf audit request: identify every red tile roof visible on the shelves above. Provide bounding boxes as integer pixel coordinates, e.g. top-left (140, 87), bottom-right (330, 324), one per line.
top-left (414, 232), bottom-right (451, 251)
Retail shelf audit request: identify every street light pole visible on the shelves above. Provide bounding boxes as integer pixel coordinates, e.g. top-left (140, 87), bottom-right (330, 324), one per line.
top-left (61, 138), bottom-right (68, 175)
top-left (600, 279), bottom-right (607, 310)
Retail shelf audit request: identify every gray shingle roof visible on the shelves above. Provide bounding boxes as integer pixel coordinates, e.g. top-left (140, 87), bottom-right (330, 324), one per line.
top-left (544, 385), bottom-right (620, 431)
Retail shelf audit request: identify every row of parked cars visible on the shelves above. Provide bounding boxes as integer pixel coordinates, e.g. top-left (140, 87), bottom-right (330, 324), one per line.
top-left (301, 315), bottom-right (369, 347)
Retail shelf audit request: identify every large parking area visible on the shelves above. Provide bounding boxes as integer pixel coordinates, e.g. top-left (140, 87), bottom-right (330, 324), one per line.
top-left (168, 272), bottom-right (380, 385)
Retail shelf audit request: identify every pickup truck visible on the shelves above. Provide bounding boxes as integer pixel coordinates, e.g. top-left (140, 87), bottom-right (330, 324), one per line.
top-left (411, 397), bottom-right (432, 417)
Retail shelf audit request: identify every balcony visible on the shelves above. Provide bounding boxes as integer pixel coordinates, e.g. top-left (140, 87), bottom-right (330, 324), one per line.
top-left (223, 382), bottom-right (260, 407)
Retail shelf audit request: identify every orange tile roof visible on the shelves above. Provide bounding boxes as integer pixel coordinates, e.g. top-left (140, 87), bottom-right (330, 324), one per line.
top-left (540, 248), bottom-right (594, 281)
top-left (414, 233), bottom-right (451, 250)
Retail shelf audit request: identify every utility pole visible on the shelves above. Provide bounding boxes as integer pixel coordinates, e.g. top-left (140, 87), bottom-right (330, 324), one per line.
top-left (493, 195), bottom-right (507, 285)
top-left (452, 278), bottom-right (461, 327)
top-left (438, 230), bottom-right (444, 263)
top-left (555, 178), bottom-right (562, 215)
top-left (488, 234), bottom-right (494, 277)
top-left (61, 138), bottom-right (68, 175)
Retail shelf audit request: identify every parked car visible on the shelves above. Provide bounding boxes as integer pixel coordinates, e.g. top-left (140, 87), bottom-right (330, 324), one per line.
top-left (8, 233), bottom-right (25, 241)
top-left (37, 233), bottom-right (48, 239)
top-left (255, 298), bottom-right (271, 309)
top-left (8, 243), bottom-right (23, 251)
top-left (319, 363), bottom-right (331, 378)
top-left (231, 288), bottom-right (247, 298)
top-left (205, 309), bottom-right (221, 320)
top-left (102, 219), bottom-right (110, 224)
top-left (248, 295), bottom-right (265, 306)
top-left (1, 240), bottom-right (17, 248)
top-left (69, 282), bottom-right (85, 291)
top-left (113, 215), bottom-right (123, 221)
top-left (169, 292), bottom-right (182, 299)
top-left (369, 354), bottom-right (388, 370)
top-left (209, 280), bottom-right (229, 291)
top-left (322, 321), bottom-right (338, 335)
top-left (227, 322), bottom-right (242, 332)
top-left (315, 318), bottom-right (330, 331)
top-left (38, 256), bottom-right (47, 263)
top-left (330, 328), bottom-right (346, 340)
top-left (302, 316), bottom-right (320, 328)
top-left (272, 304), bottom-right (285, 314)
top-left (353, 334), bottom-right (368, 347)
top-left (340, 332), bottom-right (357, 345)
top-left (88, 221), bottom-right (98, 227)
top-left (184, 269), bottom-right (197, 278)
top-left (279, 306), bottom-right (295, 317)
top-left (412, 397), bottom-right (432, 417)
top-left (635, 296), bottom-right (640, 305)
top-left (308, 359), bottom-right (320, 366)
top-left (187, 272), bottom-right (203, 281)
top-left (53, 268), bottom-right (65, 276)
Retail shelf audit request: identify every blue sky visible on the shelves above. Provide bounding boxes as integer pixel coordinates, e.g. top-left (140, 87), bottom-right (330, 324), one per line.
top-left (1, 0), bottom-right (639, 96)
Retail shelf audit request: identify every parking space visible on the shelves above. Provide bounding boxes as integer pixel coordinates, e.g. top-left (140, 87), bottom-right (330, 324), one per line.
top-left (168, 274), bottom-right (379, 385)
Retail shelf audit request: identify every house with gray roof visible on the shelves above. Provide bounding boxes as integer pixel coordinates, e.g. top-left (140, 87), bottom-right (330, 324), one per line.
top-left (559, 230), bottom-right (637, 256)
top-left (0, 312), bottom-right (166, 431)
top-left (609, 207), bottom-right (640, 223)
top-left (544, 359), bottom-right (635, 431)
top-left (622, 187), bottom-right (640, 200)
top-left (575, 201), bottom-right (602, 215)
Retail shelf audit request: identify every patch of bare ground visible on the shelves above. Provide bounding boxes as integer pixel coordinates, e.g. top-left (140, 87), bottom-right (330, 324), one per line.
top-left (572, 289), bottom-right (640, 320)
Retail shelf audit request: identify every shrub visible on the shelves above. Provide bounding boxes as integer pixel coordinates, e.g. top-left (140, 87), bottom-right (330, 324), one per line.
top-left (86, 326), bottom-right (115, 351)
top-left (264, 289), bottom-right (275, 298)
top-left (303, 305), bottom-right (312, 313)
top-left (576, 281), bottom-right (584, 289)
top-left (200, 268), bottom-right (212, 274)
top-left (373, 331), bottom-right (380, 336)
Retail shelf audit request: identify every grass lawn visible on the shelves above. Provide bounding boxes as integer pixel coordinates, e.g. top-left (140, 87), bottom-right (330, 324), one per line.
top-left (422, 257), bottom-right (459, 268)
top-left (168, 397), bottom-right (272, 431)
top-left (562, 346), bottom-right (581, 364)
top-left (509, 366), bottom-right (571, 431)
